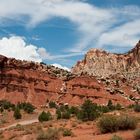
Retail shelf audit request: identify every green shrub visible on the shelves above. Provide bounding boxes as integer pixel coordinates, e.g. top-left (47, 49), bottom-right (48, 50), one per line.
top-left (38, 111), bottom-right (52, 122)
top-left (15, 124), bottom-right (25, 131)
top-left (49, 101), bottom-right (57, 108)
top-left (127, 104), bottom-right (135, 109)
top-left (70, 106), bottom-right (79, 115)
top-left (59, 105), bottom-right (70, 112)
top-left (134, 128), bottom-right (140, 140)
top-left (23, 103), bottom-right (35, 113)
top-left (115, 103), bottom-right (122, 110)
top-left (77, 100), bottom-right (100, 121)
top-left (118, 115), bottom-right (137, 130)
top-left (62, 111), bottom-right (70, 119)
top-left (17, 102), bottom-right (35, 113)
top-left (110, 135), bottom-right (123, 140)
top-left (13, 107), bottom-right (22, 120)
top-left (56, 104), bottom-right (72, 120)
top-left (100, 106), bottom-right (110, 113)
top-left (0, 100), bottom-right (14, 110)
top-left (59, 105), bottom-right (65, 112)
top-left (98, 115), bottom-right (137, 134)
top-left (98, 115), bottom-right (119, 133)
top-left (63, 129), bottom-right (73, 137)
top-left (134, 104), bottom-right (140, 112)
top-left (107, 100), bottom-right (115, 111)
top-left (56, 109), bottom-right (62, 119)
top-left (37, 128), bottom-right (60, 140)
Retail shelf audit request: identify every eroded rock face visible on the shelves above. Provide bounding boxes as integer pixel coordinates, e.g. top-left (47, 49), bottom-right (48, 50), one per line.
top-left (72, 41), bottom-right (140, 78)
top-left (0, 41), bottom-right (140, 107)
top-left (0, 56), bottom-right (66, 106)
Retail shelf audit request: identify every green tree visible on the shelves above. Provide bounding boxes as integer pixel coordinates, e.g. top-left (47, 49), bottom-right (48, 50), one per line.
top-left (49, 101), bottom-right (56, 108)
top-left (78, 100), bottom-right (100, 121)
top-left (38, 111), bottom-right (52, 122)
top-left (13, 107), bottom-right (22, 119)
top-left (70, 106), bottom-right (79, 115)
top-left (56, 109), bottom-right (62, 119)
top-left (107, 100), bottom-right (114, 110)
top-left (17, 102), bottom-right (35, 113)
top-left (23, 102), bottom-right (35, 114)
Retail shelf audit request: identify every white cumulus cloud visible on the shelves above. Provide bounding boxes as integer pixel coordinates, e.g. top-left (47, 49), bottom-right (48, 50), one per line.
top-left (97, 19), bottom-right (140, 52)
top-left (52, 63), bottom-right (70, 71)
top-left (0, 36), bottom-right (42, 62)
top-left (0, 0), bottom-right (139, 56)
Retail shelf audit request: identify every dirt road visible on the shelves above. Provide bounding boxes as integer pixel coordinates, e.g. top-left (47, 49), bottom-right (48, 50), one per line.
top-left (0, 118), bottom-right (38, 131)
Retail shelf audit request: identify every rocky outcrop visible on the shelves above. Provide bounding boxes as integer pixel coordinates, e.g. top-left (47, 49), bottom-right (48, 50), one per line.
top-left (0, 56), bottom-right (70, 106)
top-left (0, 40), bottom-right (140, 107)
top-left (72, 41), bottom-right (140, 78)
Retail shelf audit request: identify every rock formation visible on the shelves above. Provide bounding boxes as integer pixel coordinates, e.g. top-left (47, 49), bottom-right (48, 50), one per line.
top-left (0, 41), bottom-right (140, 106)
top-left (72, 41), bottom-right (140, 78)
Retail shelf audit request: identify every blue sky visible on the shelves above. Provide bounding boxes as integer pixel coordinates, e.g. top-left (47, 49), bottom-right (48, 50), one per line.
top-left (0, 0), bottom-right (140, 69)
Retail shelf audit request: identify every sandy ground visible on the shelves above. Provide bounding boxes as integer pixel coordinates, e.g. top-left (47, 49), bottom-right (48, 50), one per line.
top-left (0, 109), bottom-right (139, 140)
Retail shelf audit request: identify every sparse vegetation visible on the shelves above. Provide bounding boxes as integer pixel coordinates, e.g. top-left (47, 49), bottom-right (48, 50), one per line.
top-left (13, 107), bottom-right (22, 120)
top-left (110, 135), bottom-right (123, 140)
top-left (98, 115), bottom-right (119, 133)
top-left (14, 124), bottom-right (25, 131)
top-left (49, 101), bottom-right (57, 108)
top-left (77, 100), bottom-right (100, 121)
top-left (70, 106), bottom-right (79, 115)
top-left (37, 128), bottom-right (60, 140)
top-left (23, 103), bottom-right (35, 113)
top-left (0, 99), bottom-right (138, 140)
top-left (63, 128), bottom-right (73, 137)
top-left (98, 115), bottom-right (137, 133)
top-left (115, 103), bottom-right (122, 110)
top-left (54, 99), bottom-right (123, 121)
top-left (56, 108), bottom-right (62, 119)
top-left (118, 115), bottom-right (137, 130)
top-left (17, 102), bottom-right (35, 114)
top-left (61, 111), bottom-right (71, 119)
top-left (56, 104), bottom-right (71, 119)
top-left (0, 100), bottom-right (15, 110)
top-left (38, 111), bottom-right (52, 122)
top-left (99, 105), bottom-right (110, 113)
top-left (107, 100), bottom-right (115, 111)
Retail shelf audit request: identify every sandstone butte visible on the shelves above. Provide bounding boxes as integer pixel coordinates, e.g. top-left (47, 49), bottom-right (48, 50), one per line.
top-left (0, 41), bottom-right (140, 107)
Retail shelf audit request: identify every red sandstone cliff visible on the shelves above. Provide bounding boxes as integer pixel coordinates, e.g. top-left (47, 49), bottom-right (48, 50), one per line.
top-left (0, 41), bottom-right (140, 107)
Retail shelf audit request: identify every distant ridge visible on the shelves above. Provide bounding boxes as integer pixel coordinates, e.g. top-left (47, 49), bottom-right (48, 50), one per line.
top-left (72, 40), bottom-right (140, 78)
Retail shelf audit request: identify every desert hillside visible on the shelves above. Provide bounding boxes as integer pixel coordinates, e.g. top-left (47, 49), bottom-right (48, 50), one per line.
top-left (0, 41), bottom-right (140, 107)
